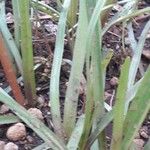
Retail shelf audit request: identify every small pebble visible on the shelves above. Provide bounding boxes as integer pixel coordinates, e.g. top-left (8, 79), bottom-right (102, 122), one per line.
top-left (0, 141), bottom-right (5, 149)
top-left (44, 68), bottom-right (49, 73)
top-left (116, 44), bottom-right (120, 50)
top-left (140, 131), bottom-right (149, 139)
top-left (0, 104), bottom-right (9, 114)
top-left (26, 135), bottom-right (34, 143)
top-left (4, 142), bottom-right (18, 150)
top-left (6, 12), bottom-right (14, 24)
top-left (139, 126), bottom-right (149, 139)
top-left (124, 37), bottom-right (130, 45)
top-left (37, 96), bottom-right (45, 107)
top-left (6, 123), bottom-right (26, 141)
top-left (46, 62), bottom-right (51, 68)
top-left (28, 108), bottom-right (44, 121)
top-left (142, 50), bottom-right (150, 60)
top-left (133, 139), bottom-right (144, 149)
top-left (110, 77), bottom-right (118, 86)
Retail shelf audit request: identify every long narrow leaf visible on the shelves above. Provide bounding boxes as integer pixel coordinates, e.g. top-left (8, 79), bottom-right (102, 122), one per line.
top-left (102, 0), bottom-right (136, 35)
top-left (63, 0), bottom-right (88, 137)
top-left (121, 67), bottom-right (150, 149)
top-left (49, 0), bottom-right (72, 139)
top-left (67, 115), bottom-right (85, 150)
top-left (127, 22), bottom-right (137, 54)
top-left (86, 0), bottom-right (107, 149)
top-left (0, 115), bottom-right (20, 125)
top-left (111, 57), bottom-right (130, 150)
top-left (79, 44), bottom-right (94, 150)
top-left (127, 20), bottom-right (150, 88)
top-left (31, 0), bottom-right (59, 21)
top-left (125, 77), bottom-right (143, 114)
top-left (102, 7), bottom-right (150, 36)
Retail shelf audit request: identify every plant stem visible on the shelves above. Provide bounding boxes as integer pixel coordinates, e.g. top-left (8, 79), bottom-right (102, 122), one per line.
top-left (19, 0), bottom-right (36, 106)
top-left (0, 33), bottom-right (26, 106)
top-left (0, 0), bottom-right (23, 75)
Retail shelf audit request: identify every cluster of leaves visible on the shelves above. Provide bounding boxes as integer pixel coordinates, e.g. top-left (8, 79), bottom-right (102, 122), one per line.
top-left (0, 0), bottom-right (150, 149)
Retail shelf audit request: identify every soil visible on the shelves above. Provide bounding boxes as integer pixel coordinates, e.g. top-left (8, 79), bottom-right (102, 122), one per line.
top-left (0, 0), bottom-right (150, 149)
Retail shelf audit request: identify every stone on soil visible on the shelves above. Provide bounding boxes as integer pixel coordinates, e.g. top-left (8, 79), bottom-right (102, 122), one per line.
top-left (4, 142), bottom-right (18, 150)
top-left (133, 139), bottom-right (144, 150)
top-left (0, 104), bottom-right (9, 114)
top-left (0, 141), bottom-right (5, 149)
top-left (110, 77), bottom-right (118, 86)
top-left (27, 108), bottom-right (44, 121)
top-left (6, 123), bottom-right (26, 141)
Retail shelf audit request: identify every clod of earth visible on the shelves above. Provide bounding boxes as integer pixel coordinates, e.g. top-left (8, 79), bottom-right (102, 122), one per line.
top-left (0, 104), bottom-right (9, 114)
top-left (110, 76), bottom-right (119, 86)
top-left (27, 108), bottom-right (44, 121)
top-left (6, 123), bottom-right (26, 141)
top-left (133, 139), bottom-right (145, 150)
top-left (4, 142), bottom-right (18, 150)
top-left (0, 141), bottom-right (5, 149)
